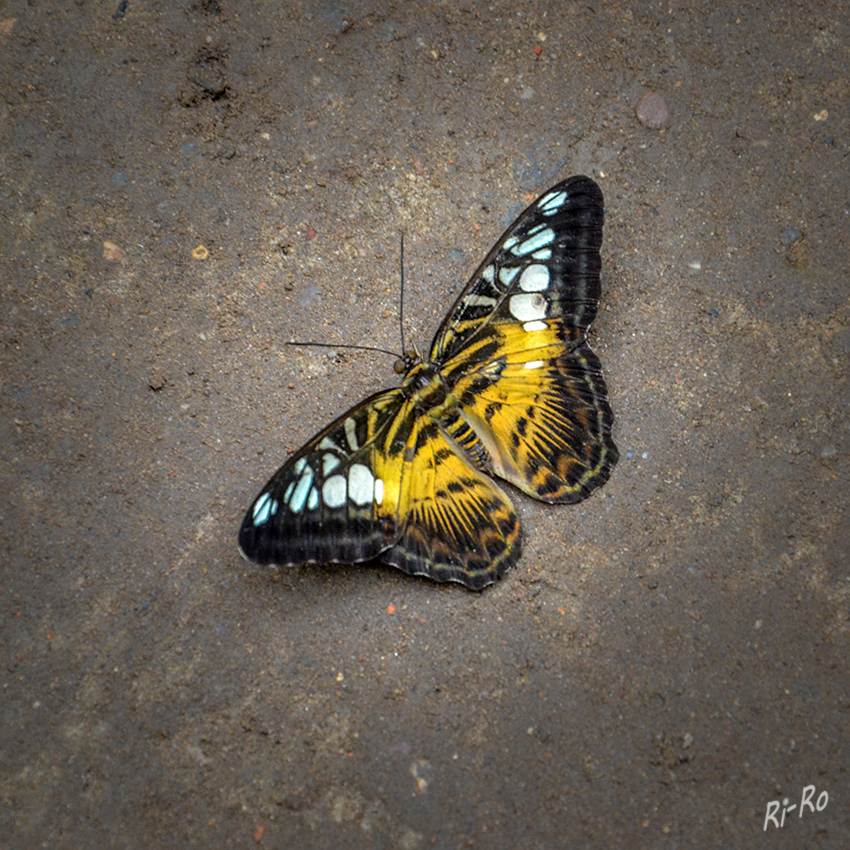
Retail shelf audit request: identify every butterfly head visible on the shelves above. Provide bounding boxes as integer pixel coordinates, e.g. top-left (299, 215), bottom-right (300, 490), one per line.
top-left (393, 347), bottom-right (421, 375)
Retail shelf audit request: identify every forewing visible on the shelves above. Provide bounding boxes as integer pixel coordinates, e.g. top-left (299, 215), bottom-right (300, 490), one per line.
top-left (380, 412), bottom-right (521, 590)
top-left (238, 390), bottom-right (405, 568)
top-left (431, 175), bottom-right (604, 366)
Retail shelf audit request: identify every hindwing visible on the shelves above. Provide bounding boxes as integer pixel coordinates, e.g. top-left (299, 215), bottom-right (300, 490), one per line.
top-left (451, 337), bottom-right (618, 503)
top-left (380, 409), bottom-right (521, 589)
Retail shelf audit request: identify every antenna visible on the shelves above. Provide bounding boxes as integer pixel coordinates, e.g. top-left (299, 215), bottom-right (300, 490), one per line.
top-left (285, 340), bottom-right (401, 359)
top-left (399, 230), bottom-right (406, 356)
top-left (286, 230), bottom-right (419, 373)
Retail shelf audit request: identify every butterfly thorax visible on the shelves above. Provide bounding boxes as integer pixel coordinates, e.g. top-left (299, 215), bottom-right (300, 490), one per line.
top-left (401, 361), bottom-right (450, 413)
top-left (396, 359), bottom-right (496, 473)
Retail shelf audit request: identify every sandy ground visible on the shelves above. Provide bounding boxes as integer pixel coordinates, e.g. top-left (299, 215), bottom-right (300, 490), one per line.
top-left (2, 1), bottom-right (848, 847)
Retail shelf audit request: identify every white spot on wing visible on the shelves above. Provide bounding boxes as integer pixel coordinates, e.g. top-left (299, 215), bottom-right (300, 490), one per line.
top-left (464, 294), bottom-right (498, 308)
top-left (509, 292), bottom-right (547, 322)
top-left (481, 264), bottom-right (495, 283)
top-left (532, 248), bottom-right (552, 260)
top-left (344, 418), bottom-right (359, 451)
top-left (503, 236), bottom-right (519, 250)
top-left (322, 475), bottom-right (347, 509)
top-left (319, 436), bottom-right (341, 452)
top-left (374, 478), bottom-right (384, 505)
top-left (523, 320), bottom-right (547, 332)
top-left (525, 360), bottom-right (544, 370)
top-left (348, 463), bottom-right (375, 507)
top-left (519, 264), bottom-right (549, 292)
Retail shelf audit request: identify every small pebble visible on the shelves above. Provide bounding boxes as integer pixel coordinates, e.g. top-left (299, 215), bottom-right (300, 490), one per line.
top-left (636, 91), bottom-right (670, 129)
top-left (102, 240), bottom-right (125, 261)
top-left (781, 225), bottom-right (803, 246)
top-left (821, 445), bottom-right (837, 458)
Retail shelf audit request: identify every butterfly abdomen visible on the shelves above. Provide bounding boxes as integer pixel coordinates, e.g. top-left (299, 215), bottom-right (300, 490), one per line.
top-left (440, 410), bottom-right (492, 470)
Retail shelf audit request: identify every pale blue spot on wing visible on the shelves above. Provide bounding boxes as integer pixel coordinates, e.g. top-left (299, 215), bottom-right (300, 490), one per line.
top-left (288, 466), bottom-right (314, 513)
top-left (307, 487), bottom-right (319, 511)
top-left (323, 453), bottom-right (341, 475)
top-left (512, 227), bottom-right (554, 256)
top-left (252, 492), bottom-right (279, 526)
top-left (538, 190), bottom-right (567, 215)
top-left (499, 266), bottom-right (521, 286)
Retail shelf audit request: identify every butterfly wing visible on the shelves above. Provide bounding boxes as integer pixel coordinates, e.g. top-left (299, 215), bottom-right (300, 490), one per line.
top-left (450, 335), bottom-right (618, 502)
top-left (238, 389), bottom-right (405, 568)
top-left (238, 386), bottom-right (520, 589)
top-left (432, 175), bottom-right (619, 503)
top-left (379, 409), bottom-right (521, 589)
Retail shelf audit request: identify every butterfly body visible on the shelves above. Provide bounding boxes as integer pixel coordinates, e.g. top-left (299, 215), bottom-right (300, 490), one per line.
top-left (239, 176), bottom-right (618, 589)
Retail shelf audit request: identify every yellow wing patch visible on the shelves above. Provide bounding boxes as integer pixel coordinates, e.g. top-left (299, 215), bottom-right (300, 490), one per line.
top-left (377, 413), bottom-right (521, 590)
top-left (455, 339), bottom-right (618, 503)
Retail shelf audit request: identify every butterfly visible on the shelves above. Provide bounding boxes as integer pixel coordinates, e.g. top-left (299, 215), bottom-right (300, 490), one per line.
top-left (238, 175), bottom-right (618, 590)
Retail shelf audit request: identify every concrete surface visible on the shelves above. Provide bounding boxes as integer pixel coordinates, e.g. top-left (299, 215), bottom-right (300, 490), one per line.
top-left (1, 1), bottom-right (848, 847)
